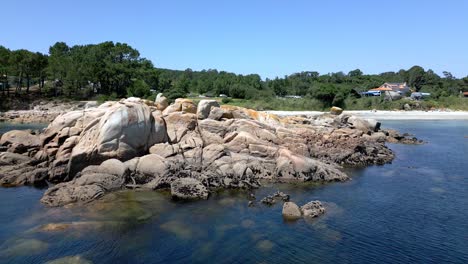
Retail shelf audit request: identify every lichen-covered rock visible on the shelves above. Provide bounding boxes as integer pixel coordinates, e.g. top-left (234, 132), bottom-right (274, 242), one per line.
top-left (282, 202), bottom-right (302, 220)
top-left (301, 200), bottom-right (325, 218)
top-left (170, 178), bottom-right (209, 200)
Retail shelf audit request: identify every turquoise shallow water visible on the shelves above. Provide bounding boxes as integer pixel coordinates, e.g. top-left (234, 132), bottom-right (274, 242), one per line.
top-left (0, 121), bottom-right (467, 264)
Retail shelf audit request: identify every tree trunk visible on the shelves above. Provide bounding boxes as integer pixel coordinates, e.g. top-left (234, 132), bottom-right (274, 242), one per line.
top-left (26, 76), bottom-right (30, 94)
top-left (16, 72), bottom-right (23, 95)
top-left (6, 74), bottom-right (9, 96)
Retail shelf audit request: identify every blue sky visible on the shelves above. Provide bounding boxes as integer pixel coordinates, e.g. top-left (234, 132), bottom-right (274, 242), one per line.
top-left (3, 0), bottom-right (467, 78)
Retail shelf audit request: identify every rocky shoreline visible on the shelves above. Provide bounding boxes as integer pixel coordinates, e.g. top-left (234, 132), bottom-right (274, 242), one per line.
top-left (0, 96), bottom-right (422, 207)
top-left (0, 100), bottom-right (97, 124)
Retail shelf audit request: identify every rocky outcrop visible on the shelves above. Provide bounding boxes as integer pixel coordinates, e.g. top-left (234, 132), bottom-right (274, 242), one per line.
top-left (0, 97), bottom-right (421, 206)
top-left (0, 100), bottom-right (94, 124)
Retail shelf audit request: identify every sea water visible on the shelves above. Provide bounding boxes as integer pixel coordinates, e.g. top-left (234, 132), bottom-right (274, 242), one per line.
top-left (0, 121), bottom-right (467, 263)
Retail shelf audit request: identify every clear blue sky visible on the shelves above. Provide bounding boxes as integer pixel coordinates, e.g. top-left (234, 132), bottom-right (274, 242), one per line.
top-left (3, 0), bottom-right (467, 78)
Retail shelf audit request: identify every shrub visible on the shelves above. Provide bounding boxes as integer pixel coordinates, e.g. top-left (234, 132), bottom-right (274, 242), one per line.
top-left (221, 97), bottom-right (232, 104)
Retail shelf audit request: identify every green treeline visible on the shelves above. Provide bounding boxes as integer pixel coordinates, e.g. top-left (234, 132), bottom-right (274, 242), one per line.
top-left (1, 41), bottom-right (468, 110)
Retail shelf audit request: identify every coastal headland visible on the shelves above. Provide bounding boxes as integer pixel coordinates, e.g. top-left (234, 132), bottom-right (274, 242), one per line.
top-left (0, 97), bottom-right (422, 207)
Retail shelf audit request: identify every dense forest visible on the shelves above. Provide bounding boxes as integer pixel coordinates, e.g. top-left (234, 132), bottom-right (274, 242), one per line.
top-left (1, 41), bottom-right (468, 110)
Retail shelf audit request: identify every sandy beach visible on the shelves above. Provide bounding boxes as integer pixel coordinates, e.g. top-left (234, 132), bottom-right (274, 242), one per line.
top-left (265, 110), bottom-right (468, 120)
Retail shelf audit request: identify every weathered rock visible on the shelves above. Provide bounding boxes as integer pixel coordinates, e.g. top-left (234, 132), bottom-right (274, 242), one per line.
top-left (170, 178), bottom-right (209, 200)
top-left (0, 130), bottom-right (40, 149)
top-left (41, 159), bottom-right (128, 206)
top-left (275, 149), bottom-right (348, 182)
top-left (0, 152), bottom-right (32, 165)
top-left (155, 93), bottom-right (169, 111)
top-left (197, 100), bottom-right (220, 119)
top-left (330, 106), bottom-right (343, 115)
top-left (208, 107), bottom-right (225, 120)
top-left (67, 99), bottom-right (168, 177)
top-left (282, 202), bottom-right (302, 220)
top-left (301, 200), bottom-right (325, 218)
top-left (163, 98), bottom-right (197, 115)
top-left (347, 116), bottom-right (380, 132)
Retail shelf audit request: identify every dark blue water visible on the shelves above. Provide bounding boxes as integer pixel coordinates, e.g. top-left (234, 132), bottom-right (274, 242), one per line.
top-left (0, 121), bottom-right (467, 264)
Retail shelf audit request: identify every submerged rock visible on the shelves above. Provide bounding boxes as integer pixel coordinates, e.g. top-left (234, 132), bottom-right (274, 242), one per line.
top-left (45, 255), bottom-right (93, 264)
top-left (0, 238), bottom-right (48, 256)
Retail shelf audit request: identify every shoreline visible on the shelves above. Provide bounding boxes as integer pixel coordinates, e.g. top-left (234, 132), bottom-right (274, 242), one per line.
top-left (265, 110), bottom-right (468, 120)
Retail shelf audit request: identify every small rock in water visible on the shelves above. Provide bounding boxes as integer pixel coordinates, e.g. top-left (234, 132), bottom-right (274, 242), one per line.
top-left (249, 193), bottom-right (256, 200)
top-left (260, 195), bottom-right (276, 205)
top-left (301, 200), bottom-right (325, 218)
top-left (282, 202), bottom-right (302, 220)
top-left (248, 201), bottom-right (255, 207)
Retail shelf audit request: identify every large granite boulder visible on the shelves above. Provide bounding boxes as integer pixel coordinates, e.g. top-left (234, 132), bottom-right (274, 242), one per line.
top-left (197, 100), bottom-right (220, 120)
top-left (67, 99), bottom-right (168, 176)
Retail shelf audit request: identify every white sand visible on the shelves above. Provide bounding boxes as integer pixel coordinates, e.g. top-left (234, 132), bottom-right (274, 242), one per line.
top-left (265, 110), bottom-right (468, 120)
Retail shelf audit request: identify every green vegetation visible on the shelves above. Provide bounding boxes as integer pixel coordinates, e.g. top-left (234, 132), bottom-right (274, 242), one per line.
top-left (1, 41), bottom-right (468, 111)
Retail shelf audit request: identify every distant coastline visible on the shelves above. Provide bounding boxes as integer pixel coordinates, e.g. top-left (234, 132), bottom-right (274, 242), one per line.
top-left (266, 110), bottom-right (468, 120)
